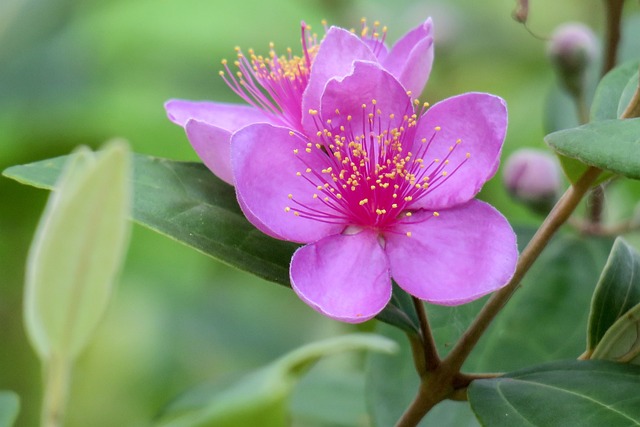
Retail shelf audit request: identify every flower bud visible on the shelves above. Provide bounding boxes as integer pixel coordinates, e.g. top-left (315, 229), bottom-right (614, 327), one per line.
top-left (503, 149), bottom-right (562, 214)
top-left (547, 23), bottom-right (598, 97)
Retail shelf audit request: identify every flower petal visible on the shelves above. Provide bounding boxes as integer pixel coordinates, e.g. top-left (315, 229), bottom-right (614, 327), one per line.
top-left (301, 27), bottom-right (377, 132)
top-left (411, 93), bottom-right (508, 210)
top-left (291, 230), bottom-right (392, 323)
top-left (382, 18), bottom-right (434, 98)
top-left (319, 61), bottom-right (413, 131)
top-left (385, 200), bottom-right (517, 305)
top-left (165, 99), bottom-right (272, 131)
top-left (185, 120), bottom-right (234, 185)
top-left (231, 123), bottom-right (344, 243)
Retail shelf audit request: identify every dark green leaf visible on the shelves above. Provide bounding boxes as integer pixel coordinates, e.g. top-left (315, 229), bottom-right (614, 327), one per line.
top-left (3, 154), bottom-right (428, 332)
top-left (4, 154), bottom-right (298, 286)
top-left (375, 283), bottom-right (420, 335)
top-left (0, 392), bottom-right (19, 427)
top-left (545, 118), bottom-right (640, 180)
top-left (469, 234), bottom-right (612, 372)
top-left (469, 360), bottom-right (640, 427)
top-left (591, 60), bottom-right (640, 122)
top-left (588, 238), bottom-right (640, 351)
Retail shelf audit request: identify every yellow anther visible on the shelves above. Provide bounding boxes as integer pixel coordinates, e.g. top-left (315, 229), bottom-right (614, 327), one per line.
top-left (294, 211), bottom-right (300, 216)
top-left (359, 198), bottom-right (368, 206)
top-left (456, 139), bottom-right (462, 144)
top-left (296, 172), bottom-right (302, 176)
top-left (372, 99), bottom-right (377, 105)
top-left (306, 168), bottom-right (312, 173)
top-left (289, 131), bottom-right (296, 136)
top-left (336, 194), bottom-right (342, 199)
top-left (293, 148), bottom-right (299, 154)
top-left (404, 196), bottom-right (413, 202)
top-left (308, 109), bottom-right (318, 115)
top-left (361, 103), bottom-right (367, 109)
top-left (313, 194), bottom-right (318, 199)
top-left (434, 126), bottom-right (441, 131)
top-left (406, 232), bottom-right (412, 237)
top-left (285, 207), bottom-right (291, 212)
top-left (433, 212), bottom-right (440, 217)
top-left (466, 152), bottom-right (471, 158)
top-left (442, 171), bottom-right (448, 177)
top-left (287, 194), bottom-right (293, 199)
top-left (405, 212), bottom-right (412, 217)
top-left (221, 59), bottom-right (228, 65)
top-left (305, 148), bottom-right (312, 153)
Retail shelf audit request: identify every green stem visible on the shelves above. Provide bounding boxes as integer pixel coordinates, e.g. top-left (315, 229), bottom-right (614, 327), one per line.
top-left (41, 357), bottom-right (72, 427)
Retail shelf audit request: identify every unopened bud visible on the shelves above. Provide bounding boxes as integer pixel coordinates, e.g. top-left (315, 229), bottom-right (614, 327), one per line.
top-left (547, 23), bottom-right (598, 97)
top-left (503, 149), bottom-right (562, 214)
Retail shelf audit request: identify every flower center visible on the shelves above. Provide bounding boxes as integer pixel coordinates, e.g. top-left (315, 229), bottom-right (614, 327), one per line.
top-left (219, 23), bottom-right (320, 130)
top-left (219, 19), bottom-right (389, 131)
top-left (285, 100), bottom-right (470, 232)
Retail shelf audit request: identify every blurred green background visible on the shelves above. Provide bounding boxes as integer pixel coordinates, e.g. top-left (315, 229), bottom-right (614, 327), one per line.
top-left (1, 0), bottom-right (636, 425)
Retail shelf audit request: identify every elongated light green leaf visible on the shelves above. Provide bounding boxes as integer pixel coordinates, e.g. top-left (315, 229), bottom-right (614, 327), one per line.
top-left (545, 118), bottom-right (640, 180)
top-left (155, 334), bottom-right (397, 427)
top-left (592, 302), bottom-right (640, 364)
top-left (588, 238), bottom-right (640, 351)
top-left (24, 141), bottom-right (132, 360)
top-left (468, 360), bottom-right (640, 426)
top-left (0, 392), bottom-right (19, 427)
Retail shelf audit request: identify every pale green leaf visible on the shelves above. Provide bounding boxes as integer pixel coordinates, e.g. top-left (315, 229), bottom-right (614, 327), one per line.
top-left (24, 141), bottom-right (132, 360)
top-left (0, 392), bottom-right (19, 427)
top-left (592, 302), bottom-right (640, 364)
top-left (155, 334), bottom-right (397, 427)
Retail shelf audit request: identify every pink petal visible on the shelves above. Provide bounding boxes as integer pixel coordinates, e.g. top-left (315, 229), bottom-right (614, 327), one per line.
top-left (385, 200), bottom-right (517, 305)
top-left (231, 123), bottom-right (344, 243)
top-left (185, 120), bottom-right (234, 185)
top-left (382, 18), bottom-right (434, 98)
top-left (290, 230), bottom-right (392, 323)
top-left (319, 61), bottom-right (413, 131)
top-left (411, 93), bottom-right (508, 210)
top-left (165, 99), bottom-right (272, 131)
top-left (301, 27), bottom-right (377, 132)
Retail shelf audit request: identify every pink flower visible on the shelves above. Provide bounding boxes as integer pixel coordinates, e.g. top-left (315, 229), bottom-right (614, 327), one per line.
top-left (165, 19), bottom-right (434, 184)
top-left (232, 62), bottom-right (518, 323)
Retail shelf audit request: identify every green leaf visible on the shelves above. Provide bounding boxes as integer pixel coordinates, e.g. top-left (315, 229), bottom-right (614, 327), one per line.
top-left (468, 360), bottom-right (640, 426)
top-left (24, 141), bottom-right (132, 360)
top-left (617, 70), bottom-right (639, 118)
top-left (0, 392), bottom-right (19, 427)
top-left (469, 234), bottom-right (612, 372)
top-left (4, 154), bottom-right (421, 332)
top-left (591, 60), bottom-right (640, 122)
top-left (4, 154), bottom-right (298, 287)
top-left (375, 283), bottom-right (420, 335)
top-left (545, 118), bottom-right (640, 180)
top-left (592, 302), bottom-right (640, 364)
top-left (155, 334), bottom-right (397, 427)
top-left (588, 238), bottom-right (640, 352)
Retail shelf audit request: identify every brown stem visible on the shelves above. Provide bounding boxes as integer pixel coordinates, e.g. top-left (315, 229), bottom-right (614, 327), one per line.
top-left (442, 166), bottom-right (602, 374)
top-left (602, 0), bottom-right (625, 77)
top-left (413, 297), bottom-right (440, 372)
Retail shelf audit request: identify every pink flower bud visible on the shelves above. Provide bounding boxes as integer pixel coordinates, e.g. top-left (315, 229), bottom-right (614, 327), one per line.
top-left (547, 23), bottom-right (598, 97)
top-left (503, 149), bottom-right (562, 213)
